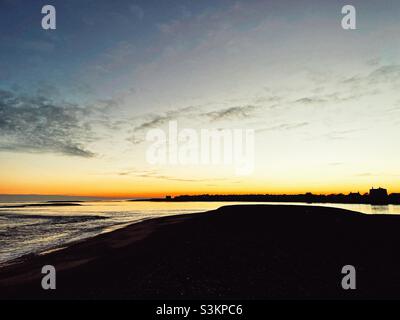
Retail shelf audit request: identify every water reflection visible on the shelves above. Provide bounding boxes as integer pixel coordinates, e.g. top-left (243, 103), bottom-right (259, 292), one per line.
top-left (370, 205), bottom-right (390, 214)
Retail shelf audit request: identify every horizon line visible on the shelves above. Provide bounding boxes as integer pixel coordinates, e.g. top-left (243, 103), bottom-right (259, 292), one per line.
top-left (0, 188), bottom-right (398, 199)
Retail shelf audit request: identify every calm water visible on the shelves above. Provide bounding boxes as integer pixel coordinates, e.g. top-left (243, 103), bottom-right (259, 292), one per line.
top-left (1, 200), bottom-right (400, 265)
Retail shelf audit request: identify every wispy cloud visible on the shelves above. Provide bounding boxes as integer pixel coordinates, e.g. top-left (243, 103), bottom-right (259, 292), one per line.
top-left (323, 129), bottom-right (359, 141)
top-left (129, 106), bottom-right (198, 143)
top-left (328, 162), bottom-right (344, 166)
top-left (115, 169), bottom-right (226, 183)
top-left (294, 97), bottom-right (326, 105)
top-left (257, 122), bottom-right (309, 133)
top-left (354, 173), bottom-right (373, 177)
top-left (128, 104), bottom-right (260, 144)
top-left (0, 89), bottom-right (94, 157)
top-left (202, 105), bottom-right (259, 121)
top-left (368, 65), bottom-right (400, 82)
top-left (342, 64), bottom-right (400, 86)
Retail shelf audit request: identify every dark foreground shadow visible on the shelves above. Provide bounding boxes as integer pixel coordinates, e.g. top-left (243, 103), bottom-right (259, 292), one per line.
top-left (1, 205), bottom-right (400, 299)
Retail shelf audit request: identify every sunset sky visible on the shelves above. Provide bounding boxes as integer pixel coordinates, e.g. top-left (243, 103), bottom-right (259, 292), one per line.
top-left (1, 0), bottom-right (400, 197)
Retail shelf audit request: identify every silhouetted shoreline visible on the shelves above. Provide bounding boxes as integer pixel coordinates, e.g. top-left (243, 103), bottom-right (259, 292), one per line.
top-left (2, 204), bottom-right (400, 299)
top-left (134, 189), bottom-right (400, 205)
top-left (0, 202), bottom-right (82, 209)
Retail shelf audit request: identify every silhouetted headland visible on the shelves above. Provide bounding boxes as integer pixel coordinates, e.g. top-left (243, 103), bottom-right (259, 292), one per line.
top-left (2, 204), bottom-right (400, 299)
top-left (0, 202), bottom-right (82, 209)
top-left (138, 187), bottom-right (399, 205)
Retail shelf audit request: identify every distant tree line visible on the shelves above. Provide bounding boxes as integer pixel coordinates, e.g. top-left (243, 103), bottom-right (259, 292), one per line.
top-left (145, 191), bottom-right (400, 205)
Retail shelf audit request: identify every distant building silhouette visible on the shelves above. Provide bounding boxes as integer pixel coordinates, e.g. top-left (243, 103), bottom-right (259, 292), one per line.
top-left (389, 193), bottom-right (400, 203)
top-left (369, 187), bottom-right (388, 204)
top-left (135, 187), bottom-right (400, 205)
top-left (348, 192), bottom-right (363, 203)
top-left (305, 192), bottom-right (313, 203)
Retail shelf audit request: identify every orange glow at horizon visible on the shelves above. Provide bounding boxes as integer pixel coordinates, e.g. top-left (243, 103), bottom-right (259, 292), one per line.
top-left (1, 180), bottom-right (399, 199)
top-left (1, 152), bottom-right (399, 198)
